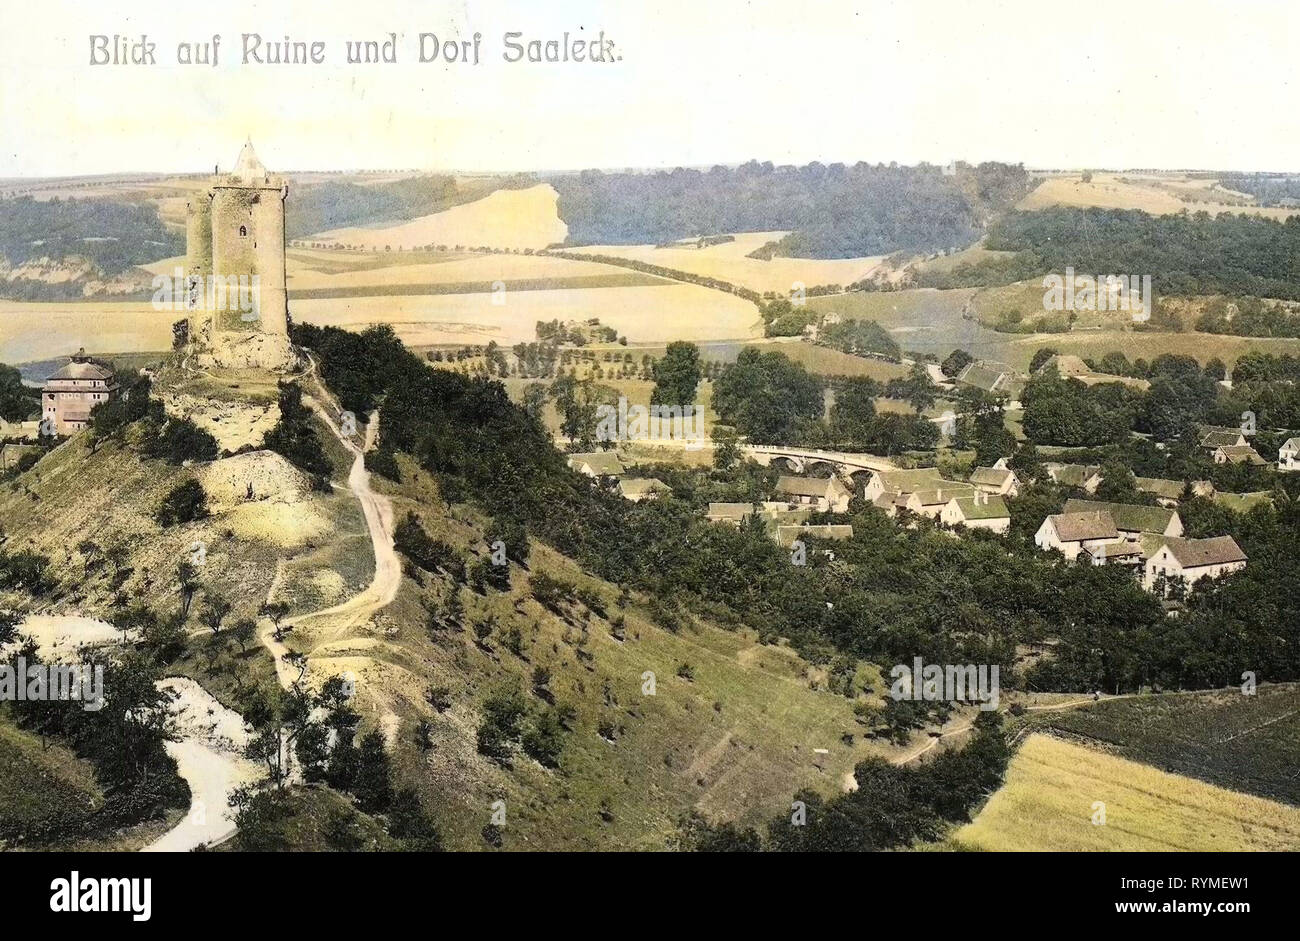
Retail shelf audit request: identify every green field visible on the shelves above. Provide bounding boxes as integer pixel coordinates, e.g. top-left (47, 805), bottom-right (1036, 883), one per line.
top-left (807, 288), bottom-right (1003, 362)
top-left (912, 244), bottom-right (1016, 275)
top-left (809, 285), bottom-right (1300, 372)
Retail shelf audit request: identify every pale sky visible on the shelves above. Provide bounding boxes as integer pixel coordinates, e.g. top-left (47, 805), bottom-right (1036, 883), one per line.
top-left (2, 0), bottom-right (1298, 178)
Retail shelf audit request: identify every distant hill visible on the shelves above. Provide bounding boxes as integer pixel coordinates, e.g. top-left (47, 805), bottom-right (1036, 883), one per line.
top-left (1219, 173), bottom-right (1300, 208)
top-left (0, 195), bottom-right (181, 288)
top-left (550, 160), bottom-right (1031, 258)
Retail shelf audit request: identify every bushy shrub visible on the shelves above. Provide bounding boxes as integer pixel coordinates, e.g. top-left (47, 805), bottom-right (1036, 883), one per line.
top-left (157, 478), bottom-right (209, 526)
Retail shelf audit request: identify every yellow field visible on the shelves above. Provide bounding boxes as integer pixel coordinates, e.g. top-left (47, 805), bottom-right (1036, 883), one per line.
top-left (285, 248), bottom-right (638, 292)
top-left (0, 300), bottom-right (175, 362)
top-left (150, 246), bottom-right (657, 293)
top-left (314, 182), bottom-right (567, 250)
top-left (291, 281), bottom-right (763, 346)
top-left (583, 231), bottom-right (885, 294)
top-left (1019, 173), bottom-right (1300, 220)
top-left (954, 734), bottom-right (1300, 851)
top-left (3, 258), bottom-right (763, 363)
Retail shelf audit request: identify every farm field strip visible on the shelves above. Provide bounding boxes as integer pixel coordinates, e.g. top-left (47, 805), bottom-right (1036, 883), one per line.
top-left (287, 272), bottom-right (668, 300)
top-left (312, 183), bottom-right (568, 251)
top-left (580, 231), bottom-right (885, 295)
top-left (1031, 684), bottom-right (1300, 805)
top-left (954, 733), bottom-right (1300, 852)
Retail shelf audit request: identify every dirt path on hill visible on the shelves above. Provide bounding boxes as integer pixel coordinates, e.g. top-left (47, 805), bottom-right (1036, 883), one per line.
top-left (255, 359), bottom-right (401, 685)
top-left (141, 677), bottom-right (261, 852)
top-left (252, 380), bottom-right (402, 744)
top-left (286, 404), bottom-right (399, 637)
top-left (19, 617), bottom-right (257, 853)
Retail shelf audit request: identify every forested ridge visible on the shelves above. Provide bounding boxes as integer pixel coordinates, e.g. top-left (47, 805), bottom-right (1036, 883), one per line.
top-left (550, 160), bottom-right (1030, 258)
top-left (0, 196), bottom-right (181, 275)
top-left (921, 207), bottom-right (1300, 299)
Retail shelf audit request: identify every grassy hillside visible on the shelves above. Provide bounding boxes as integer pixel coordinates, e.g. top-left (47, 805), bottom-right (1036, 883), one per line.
top-left (300, 453), bottom-right (917, 850)
top-left (0, 694), bottom-right (185, 851)
top-left (0, 716), bottom-right (103, 845)
top-left (216, 786), bottom-right (397, 851)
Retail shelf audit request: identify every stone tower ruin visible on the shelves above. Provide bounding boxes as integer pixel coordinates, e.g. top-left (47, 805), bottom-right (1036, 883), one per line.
top-left (185, 139), bottom-right (298, 370)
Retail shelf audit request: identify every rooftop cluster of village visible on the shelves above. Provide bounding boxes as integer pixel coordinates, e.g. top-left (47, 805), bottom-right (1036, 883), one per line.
top-left (568, 422), bottom-right (1269, 598)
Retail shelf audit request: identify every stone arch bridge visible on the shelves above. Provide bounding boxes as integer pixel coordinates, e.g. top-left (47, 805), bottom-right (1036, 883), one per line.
top-left (741, 444), bottom-right (897, 479)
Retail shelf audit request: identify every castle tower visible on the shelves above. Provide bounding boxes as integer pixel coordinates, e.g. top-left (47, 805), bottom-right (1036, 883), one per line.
top-left (185, 140), bottom-right (297, 370)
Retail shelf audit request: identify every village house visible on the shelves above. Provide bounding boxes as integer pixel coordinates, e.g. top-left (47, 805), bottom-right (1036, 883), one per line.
top-left (956, 361), bottom-right (1025, 407)
top-left (864, 467), bottom-right (976, 519)
top-left (1034, 510), bottom-right (1120, 558)
top-left (871, 491), bottom-right (917, 518)
top-left (940, 492), bottom-right (1011, 534)
top-left (706, 502), bottom-right (755, 525)
top-left (617, 477), bottom-right (671, 502)
top-left (1198, 424), bottom-right (1248, 451)
top-left (863, 467), bottom-right (944, 503)
top-left (1278, 437), bottom-right (1300, 472)
top-left (705, 501), bottom-right (791, 526)
top-left (1134, 476), bottom-right (1213, 507)
top-left (1044, 463), bottom-right (1103, 493)
top-left (1078, 539), bottom-right (1149, 571)
top-left (908, 483), bottom-right (977, 518)
top-left (969, 465), bottom-right (1019, 496)
top-left (1213, 444), bottom-right (1267, 466)
top-left (1063, 499), bottom-right (1183, 539)
top-left (774, 474), bottom-right (852, 512)
top-left (1143, 535), bottom-right (1247, 594)
top-left (567, 452), bottom-right (625, 479)
top-left (42, 350), bottom-right (118, 435)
